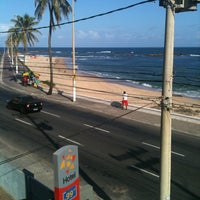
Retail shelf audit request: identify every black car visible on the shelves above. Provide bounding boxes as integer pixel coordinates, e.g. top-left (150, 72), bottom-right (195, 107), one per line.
top-left (7, 95), bottom-right (43, 113)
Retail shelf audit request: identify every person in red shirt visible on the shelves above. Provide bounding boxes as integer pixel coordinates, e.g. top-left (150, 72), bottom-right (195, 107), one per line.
top-left (122, 91), bottom-right (128, 110)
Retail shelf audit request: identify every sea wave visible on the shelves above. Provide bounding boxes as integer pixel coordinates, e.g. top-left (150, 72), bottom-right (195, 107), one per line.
top-left (127, 80), bottom-right (157, 89)
top-left (174, 90), bottom-right (200, 99)
top-left (97, 51), bottom-right (111, 54)
top-left (76, 55), bottom-right (95, 58)
top-left (142, 83), bottom-right (153, 88)
top-left (190, 54), bottom-right (200, 57)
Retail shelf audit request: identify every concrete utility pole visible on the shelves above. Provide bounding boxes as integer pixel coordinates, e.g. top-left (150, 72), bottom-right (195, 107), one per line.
top-left (72, 0), bottom-right (76, 102)
top-left (159, 0), bottom-right (199, 199)
top-left (160, 2), bottom-right (175, 200)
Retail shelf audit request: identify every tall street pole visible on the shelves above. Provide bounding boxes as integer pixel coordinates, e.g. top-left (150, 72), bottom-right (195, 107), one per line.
top-left (72, 0), bottom-right (76, 102)
top-left (11, 34), bottom-right (14, 66)
top-left (160, 1), bottom-right (175, 200)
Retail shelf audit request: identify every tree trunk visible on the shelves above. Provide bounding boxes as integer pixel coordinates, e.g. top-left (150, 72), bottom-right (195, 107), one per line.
top-left (47, 20), bottom-right (53, 95)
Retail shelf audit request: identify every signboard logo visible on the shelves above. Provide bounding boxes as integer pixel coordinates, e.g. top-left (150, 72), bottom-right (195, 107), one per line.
top-left (60, 148), bottom-right (77, 175)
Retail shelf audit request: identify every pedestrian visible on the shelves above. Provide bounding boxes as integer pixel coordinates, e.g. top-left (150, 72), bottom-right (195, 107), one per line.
top-left (122, 91), bottom-right (128, 110)
top-left (22, 76), bottom-right (28, 86)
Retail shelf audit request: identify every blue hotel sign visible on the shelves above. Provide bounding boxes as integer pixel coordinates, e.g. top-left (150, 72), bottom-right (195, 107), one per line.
top-left (63, 185), bottom-right (77, 200)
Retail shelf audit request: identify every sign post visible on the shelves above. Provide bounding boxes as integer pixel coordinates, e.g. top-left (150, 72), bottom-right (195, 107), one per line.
top-left (53, 145), bottom-right (80, 200)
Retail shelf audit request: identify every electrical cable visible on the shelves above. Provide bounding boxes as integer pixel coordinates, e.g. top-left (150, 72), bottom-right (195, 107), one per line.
top-left (0, 0), bottom-right (156, 34)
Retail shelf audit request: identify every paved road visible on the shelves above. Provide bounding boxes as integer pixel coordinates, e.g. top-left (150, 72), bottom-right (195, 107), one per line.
top-left (1, 53), bottom-right (200, 200)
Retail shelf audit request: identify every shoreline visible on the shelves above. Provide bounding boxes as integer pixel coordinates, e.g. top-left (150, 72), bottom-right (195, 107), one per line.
top-left (80, 69), bottom-right (200, 102)
top-left (78, 68), bottom-right (200, 100)
top-left (24, 55), bottom-right (200, 117)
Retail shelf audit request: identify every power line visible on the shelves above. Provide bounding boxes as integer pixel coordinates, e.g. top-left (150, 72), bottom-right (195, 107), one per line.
top-left (0, 0), bottom-right (155, 34)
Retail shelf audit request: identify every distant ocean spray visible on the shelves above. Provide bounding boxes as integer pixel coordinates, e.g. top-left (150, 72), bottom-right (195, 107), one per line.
top-left (3, 47), bottom-right (200, 99)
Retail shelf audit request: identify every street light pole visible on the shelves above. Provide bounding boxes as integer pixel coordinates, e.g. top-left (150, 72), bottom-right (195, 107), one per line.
top-left (72, 0), bottom-right (76, 102)
top-left (11, 34), bottom-right (14, 66)
top-left (160, 2), bottom-right (175, 200)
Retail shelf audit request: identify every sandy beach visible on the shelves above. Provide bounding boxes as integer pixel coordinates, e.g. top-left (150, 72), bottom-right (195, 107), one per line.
top-left (24, 55), bottom-right (200, 117)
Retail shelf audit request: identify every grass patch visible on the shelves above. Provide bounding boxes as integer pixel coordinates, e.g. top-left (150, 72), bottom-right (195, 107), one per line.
top-left (41, 80), bottom-right (55, 87)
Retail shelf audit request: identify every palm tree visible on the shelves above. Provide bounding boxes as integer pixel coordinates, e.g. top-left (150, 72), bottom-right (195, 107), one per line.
top-left (34, 0), bottom-right (72, 95)
top-left (6, 14), bottom-right (41, 72)
top-left (10, 14), bottom-right (41, 52)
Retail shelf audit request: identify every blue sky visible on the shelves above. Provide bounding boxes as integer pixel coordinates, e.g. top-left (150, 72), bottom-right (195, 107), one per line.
top-left (0, 0), bottom-right (199, 47)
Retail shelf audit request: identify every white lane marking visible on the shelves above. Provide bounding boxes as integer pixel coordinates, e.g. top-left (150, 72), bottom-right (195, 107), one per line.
top-left (41, 110), bottom-right (60, 118)
top-left (58, 135), bottom-right (84, 147)
top-left (131, 165), bottom-right (159, 178)
top-left (142, 142), bottom-right (185, 157)
top-left (142, 142), bottom-right (160, 150)
top-left (15, 118), bottom-right (33, 126)
top-left (83, 123), bottom-right (110, 133)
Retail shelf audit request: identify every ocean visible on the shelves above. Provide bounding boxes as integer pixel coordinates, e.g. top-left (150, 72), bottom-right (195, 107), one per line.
top-left (1, 47), bottom-right (200, 99)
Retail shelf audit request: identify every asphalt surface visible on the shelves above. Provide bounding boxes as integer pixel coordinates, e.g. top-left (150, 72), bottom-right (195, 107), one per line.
top-left (1, 54), bottom-right (200, 199)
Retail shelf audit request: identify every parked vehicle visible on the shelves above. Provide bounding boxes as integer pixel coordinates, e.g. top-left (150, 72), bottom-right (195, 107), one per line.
top-left (7, 95), bottom-right (43, 113)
